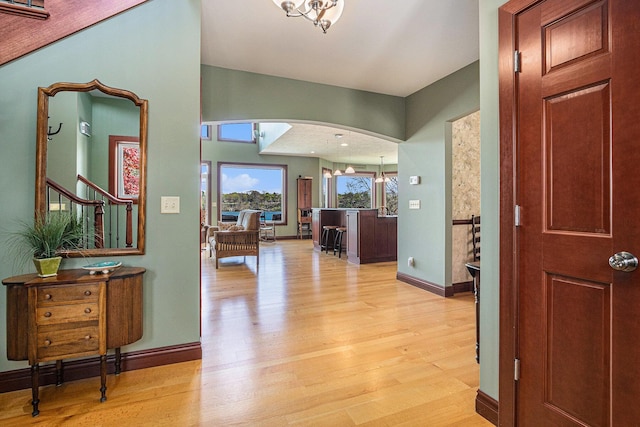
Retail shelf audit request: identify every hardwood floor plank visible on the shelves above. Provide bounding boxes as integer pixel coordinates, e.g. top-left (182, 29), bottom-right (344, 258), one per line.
top-left (0, 240), bottom-right (492, 426)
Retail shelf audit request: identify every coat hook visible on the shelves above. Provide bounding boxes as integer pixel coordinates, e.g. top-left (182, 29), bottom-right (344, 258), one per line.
top-left (47, 118), bottom-right (62, 141)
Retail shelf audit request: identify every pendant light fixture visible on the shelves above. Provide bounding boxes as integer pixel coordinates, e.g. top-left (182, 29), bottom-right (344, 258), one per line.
top-left (333, 133), bottom-right (343, 176)
top-left (344, 135), bottom-right (355, 174)
top-left (272, 0), bottom-right (344, 34)
top-left (375, 156), bottom-right (390, 183)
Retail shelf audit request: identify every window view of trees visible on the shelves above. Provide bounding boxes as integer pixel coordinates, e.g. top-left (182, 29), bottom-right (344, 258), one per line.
top-left (218, 163), bottom-right (286, 222)
top-left (337, 174), bottom-right (374, 208)
top-left (384, 174), bottom-right (398, 215)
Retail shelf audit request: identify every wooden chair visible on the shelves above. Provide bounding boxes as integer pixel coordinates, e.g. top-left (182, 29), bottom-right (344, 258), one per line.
top-left (259, 213), bottom-right (279, 242)
top-left (297, 208), bottom-right (312, 239)
top-left (208, 210), bottom-right (261, 269)
top-left (471, 215), bottom-right (480, 261)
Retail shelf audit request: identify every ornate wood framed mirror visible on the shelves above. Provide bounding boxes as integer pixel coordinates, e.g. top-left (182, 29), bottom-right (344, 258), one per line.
top-left (35, 79), bottom-right (147, 256)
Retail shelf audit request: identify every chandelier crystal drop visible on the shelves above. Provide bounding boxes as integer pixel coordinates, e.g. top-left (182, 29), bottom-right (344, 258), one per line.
top-left (272, 0), bottom-right (344, 34)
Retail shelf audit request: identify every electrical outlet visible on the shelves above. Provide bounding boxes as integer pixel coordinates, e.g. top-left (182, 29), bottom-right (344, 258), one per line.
top-left (409, 200), bottom-right (421, 209)
top-left (161, 196), bottom-right (180, 214)
top-left (408, 256), bottom-right (415, 267)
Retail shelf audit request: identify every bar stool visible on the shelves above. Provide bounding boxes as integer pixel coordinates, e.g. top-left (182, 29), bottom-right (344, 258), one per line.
top-left (321, 225), bottom-right (338, 254)
top-left (333, 227), bottom-right (347, 258)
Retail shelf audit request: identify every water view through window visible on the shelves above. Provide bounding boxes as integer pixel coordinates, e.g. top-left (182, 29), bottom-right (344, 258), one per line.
top-left (218, 163), bottom-right (286, 222)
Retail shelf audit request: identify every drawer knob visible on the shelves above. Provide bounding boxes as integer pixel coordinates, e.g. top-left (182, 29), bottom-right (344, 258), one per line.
top-left (44, 312), bottom-right (52, 318)
top-left (44, 294), bottom-right (52, 300)
top-left (85, 335), bottom-right (91, 340)
top-left (84, 290), bottom-right (92, 296)
top-left (84, 308), bottom-right (92, 314)
top-left (44, 339), bottom-right (51, 346)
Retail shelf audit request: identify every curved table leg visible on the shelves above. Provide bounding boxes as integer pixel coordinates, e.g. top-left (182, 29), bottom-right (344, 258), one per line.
top-left (99, 354), bottom-right (107, 402)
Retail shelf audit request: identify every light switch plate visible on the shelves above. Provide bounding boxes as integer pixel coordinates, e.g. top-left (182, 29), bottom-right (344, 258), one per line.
top-left (161, 196), bottom-right (180, 214)
top-left (409, 200), bottom-right (421, 209)
top-left (409, 176), bottom-right (421, 185)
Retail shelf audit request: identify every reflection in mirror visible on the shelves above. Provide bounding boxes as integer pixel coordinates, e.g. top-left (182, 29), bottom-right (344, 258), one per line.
top-left (36, 80), bottom-right (147, 256)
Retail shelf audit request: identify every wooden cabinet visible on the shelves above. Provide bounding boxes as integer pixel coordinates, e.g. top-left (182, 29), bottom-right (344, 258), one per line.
top-left (30, 282), bottom-right (106, 363)
top-left (297, 177), bottom-right (312, 209)
top-left (297, 178), bottom-right (313, 238)
top-left (3, 267), bottom-right (145, 416)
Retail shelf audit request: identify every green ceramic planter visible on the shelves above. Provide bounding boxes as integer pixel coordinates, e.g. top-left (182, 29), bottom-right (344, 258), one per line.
top-left (33, 256), bottom-right (62, 277)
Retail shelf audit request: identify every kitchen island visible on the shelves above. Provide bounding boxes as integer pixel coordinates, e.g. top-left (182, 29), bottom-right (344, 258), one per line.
top-left (312, 208), bottom-right (397, 264)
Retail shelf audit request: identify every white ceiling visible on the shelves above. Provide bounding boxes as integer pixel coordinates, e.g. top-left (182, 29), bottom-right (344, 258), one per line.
top-left (201, 0), bottom-right (480, 165)
top-left (258, 122), bottom-right (399, 164)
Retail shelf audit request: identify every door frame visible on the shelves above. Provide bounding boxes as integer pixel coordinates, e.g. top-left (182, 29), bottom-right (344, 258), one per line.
top-left (498, 0), bottom-right (542, 425)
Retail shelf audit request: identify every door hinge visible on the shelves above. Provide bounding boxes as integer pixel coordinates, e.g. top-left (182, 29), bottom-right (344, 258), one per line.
top-left (514, 50), bottom-right (521, 73)
top-left (515, 204), bottom-right (521, 227)
top-left (514, 358), bottom-right (521, 381)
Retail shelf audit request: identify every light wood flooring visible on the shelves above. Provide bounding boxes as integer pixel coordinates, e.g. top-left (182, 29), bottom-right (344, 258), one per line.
top-left (0, 240), bottom-right (492, 426)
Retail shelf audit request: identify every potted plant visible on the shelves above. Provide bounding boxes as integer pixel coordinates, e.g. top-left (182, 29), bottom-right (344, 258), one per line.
top-left (11, 212), bottom-right (83, 277)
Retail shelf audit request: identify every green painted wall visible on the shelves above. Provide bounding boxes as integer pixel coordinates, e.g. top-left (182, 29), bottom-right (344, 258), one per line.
top-left (478, 0), bottom-right (508, 401)
top-left (201, 65), bottom-right (406, 142)
top-left (0, 0), bottom-right (202, 372)
top-left (398, 62), bottom-right (480, 289)
top-left (47, 92), bottom-right (79, 191)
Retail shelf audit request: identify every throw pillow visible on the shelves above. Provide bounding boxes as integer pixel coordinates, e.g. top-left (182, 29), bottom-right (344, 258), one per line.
top-left (218, 222), bottom-right (244, 231)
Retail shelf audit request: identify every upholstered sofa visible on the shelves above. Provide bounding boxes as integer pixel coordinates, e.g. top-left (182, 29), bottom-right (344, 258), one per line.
top-left (207, 210), bottom-right (261, 269)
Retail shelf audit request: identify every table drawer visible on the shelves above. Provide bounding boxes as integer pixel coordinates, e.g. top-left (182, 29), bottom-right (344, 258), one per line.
top-left (37, 283), bottom-right (100, 305)
top-left (36, 302), bottom-right (100, 325)
top-left (36, 324), bottom-right (100, 361)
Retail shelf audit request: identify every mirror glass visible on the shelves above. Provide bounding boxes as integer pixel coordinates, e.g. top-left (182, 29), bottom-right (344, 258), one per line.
top-left (36, 80), bottom-right (147, 256)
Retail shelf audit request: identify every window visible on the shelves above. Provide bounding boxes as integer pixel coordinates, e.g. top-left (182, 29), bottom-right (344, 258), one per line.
top-left (336, 172), bottom-right (374, 208)
top-left (383, 173), bottom-right (398, 215)
top-left (200, 124), bottom-right (212, 140)
top-left (201, 161), bottom-right (211, 226)
top-left (218, 162), bottom-right (287, 223)
top-left (218, 123), bottom-right (255, 143)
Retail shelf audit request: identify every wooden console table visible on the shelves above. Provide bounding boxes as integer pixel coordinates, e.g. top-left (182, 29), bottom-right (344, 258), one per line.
top-left (3, 267), bottom-right (145, 416)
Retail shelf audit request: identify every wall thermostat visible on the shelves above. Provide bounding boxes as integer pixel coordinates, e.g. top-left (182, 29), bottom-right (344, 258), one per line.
top-left (409, 176), bottom-right (421, 185)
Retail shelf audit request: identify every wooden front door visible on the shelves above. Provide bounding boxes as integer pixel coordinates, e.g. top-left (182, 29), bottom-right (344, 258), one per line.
top-left (500, 0), bottom-right (640, 425)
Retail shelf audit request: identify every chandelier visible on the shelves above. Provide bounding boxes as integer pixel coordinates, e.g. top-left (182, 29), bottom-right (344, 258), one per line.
top-left (272, 0), bottom-right (344, 34)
